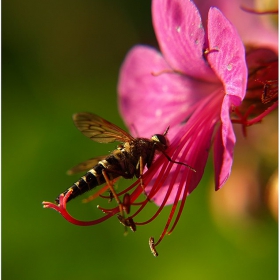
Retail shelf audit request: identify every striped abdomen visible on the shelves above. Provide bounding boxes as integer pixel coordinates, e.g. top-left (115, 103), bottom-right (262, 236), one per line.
top-left (55, 155), bottom-right (122, 204)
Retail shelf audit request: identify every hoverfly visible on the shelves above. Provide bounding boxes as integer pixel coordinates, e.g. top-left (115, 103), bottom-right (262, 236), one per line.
top-left (55, 113), bottom-right (195, 211)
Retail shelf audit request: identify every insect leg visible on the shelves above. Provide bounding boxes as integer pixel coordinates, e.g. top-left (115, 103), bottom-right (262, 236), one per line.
top-left (161, 150), bottom-right (196, 172)
top-left (139, 156), bottom-right (145, 190)
top-left (149, 139), bottom-right (196, 172)
top-left (138, 156), bottom-right (153, 202)
top-left (101, 169), bottom-right (124, 217)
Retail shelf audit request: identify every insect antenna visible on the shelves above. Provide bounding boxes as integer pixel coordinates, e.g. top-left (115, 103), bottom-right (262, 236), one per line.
top-left (160, 125), bottom-right (195, 172)
top-left (161, 150), bottom-right (196, 172)
top-left (163, 126), bottom-right (170, 136)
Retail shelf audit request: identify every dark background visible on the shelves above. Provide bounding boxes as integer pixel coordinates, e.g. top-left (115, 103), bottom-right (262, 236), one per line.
top-left (3, 0), bottom-right (277, 279)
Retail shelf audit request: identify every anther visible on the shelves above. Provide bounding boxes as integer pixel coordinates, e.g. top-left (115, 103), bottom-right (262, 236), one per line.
top-left (117, 215), bottom-right (137, 232)
top-left (127, 217), bottom-right (136, 232)
top-left (149, 237), bottom-right (158, 257)
top-left (123, 193), bottom-right (131, 214)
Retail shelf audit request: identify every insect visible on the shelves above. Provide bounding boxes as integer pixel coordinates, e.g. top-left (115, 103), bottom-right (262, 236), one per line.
top-left (55, 113), bottom-right (195, 212)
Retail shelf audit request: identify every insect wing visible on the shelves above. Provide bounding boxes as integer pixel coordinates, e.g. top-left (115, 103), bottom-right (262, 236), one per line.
top-left (73, 113), bottom-right (134, 143)
top-left (67, 156), bottom-right (107, 175)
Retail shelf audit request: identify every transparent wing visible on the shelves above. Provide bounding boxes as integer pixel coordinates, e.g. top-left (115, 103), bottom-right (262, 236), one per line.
top-left (67, 156), bottom-right (107, 175)
top-left (73, 113), bottom-right (134, 143)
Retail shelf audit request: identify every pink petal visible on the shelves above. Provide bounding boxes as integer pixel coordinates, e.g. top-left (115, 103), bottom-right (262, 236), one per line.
top-left (206, 8), bottom-right (247, 189)
top-left (152, 0), bottom-right (216, 81)
top-left (118, 45), bottom-right (218, 137)
top-left (193, 0), bottom-right (278, 52)
top-left (213, 94), bottom-right (236, 190)
top-left (207, 7), bottom-right (247, 105)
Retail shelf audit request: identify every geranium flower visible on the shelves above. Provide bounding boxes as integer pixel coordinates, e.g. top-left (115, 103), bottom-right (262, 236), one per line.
top-left (117, 0), bottom-right (248, 254)
top-left (43, 0), bottom-right (277, 256)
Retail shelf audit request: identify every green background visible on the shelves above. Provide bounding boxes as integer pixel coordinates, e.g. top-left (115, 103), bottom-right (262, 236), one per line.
top-left (3, 1), bottom-right (277, 279)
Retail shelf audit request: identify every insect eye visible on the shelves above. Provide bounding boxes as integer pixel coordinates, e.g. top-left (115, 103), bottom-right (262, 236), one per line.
top-left (152, 134), bottom-right (168, 147)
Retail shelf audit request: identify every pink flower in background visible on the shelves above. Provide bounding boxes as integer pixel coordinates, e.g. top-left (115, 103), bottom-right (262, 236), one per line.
top-left (192, 0), bottom-right (278, 52)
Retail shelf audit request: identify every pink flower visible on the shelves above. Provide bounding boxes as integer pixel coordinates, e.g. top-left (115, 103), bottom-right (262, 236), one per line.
top-left (117, 0), bottom-right (248, 252)
top-left (119, 0), bottom-right (247, 196)
top-left (43, 0), bottom-right (277, 256)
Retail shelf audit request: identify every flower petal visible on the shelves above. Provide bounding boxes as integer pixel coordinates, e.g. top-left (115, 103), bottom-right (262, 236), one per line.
top-left (152, 0), bottom-right (216, 80)
top-left (207, 7), bottom-right (247, 105)
top-left (213, 94), bottom-right (236, 190)
top-left (118, 45), bottom-right (217, 137)
top-left (144, 90), bottom-right (222, 205)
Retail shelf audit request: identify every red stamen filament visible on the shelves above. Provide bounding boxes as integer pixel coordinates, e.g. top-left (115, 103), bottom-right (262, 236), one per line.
top-left (42, 189), bottom-right (116, 226)
top-left (232, 101), bottom-right (278, 136)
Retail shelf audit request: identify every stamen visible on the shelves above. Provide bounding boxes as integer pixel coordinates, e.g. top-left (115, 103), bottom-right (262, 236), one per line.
top-left (168, 151), bottom-right (200, 235)
top-left (117, 215), bottom-right (137, 232)
top-left (99, 190), bottom-right (114, 202)
top-left (134, 162), bottom-right (178, 225)
top-left (116, 214), bottom-right (129, 235)
top-left (149, 237), bottom-right (158, 257)
top-left (231, 105), bottom-right (257, 137)
top-left (115, 179), bottom-right (139, 196)
top-left (131, 199), bottom-right (151, 206)
top-left (117, 214), bottom-right (127, 226)
top-left (123, 193), bottom-right (131, 214)
top-left (154, 146), bottom-right (192, 247)
top-left (97, 205), bottom-right (116, 213)
top-left (42, 188), bottom-right (116, 226)
top-left (130, 160), bottom-right (170, 221)
top-left (231, 100), bottom-right (278, 137)
top-left (245, 101), bottom-right (278, 126)
top-left (127, 217), bottom-right (137, 232)
top-left (153, 100), bottom-right (217, 242)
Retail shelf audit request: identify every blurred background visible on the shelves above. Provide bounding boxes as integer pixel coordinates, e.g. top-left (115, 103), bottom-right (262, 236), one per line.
top-left (2, 0), bottom-right (277, 279)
